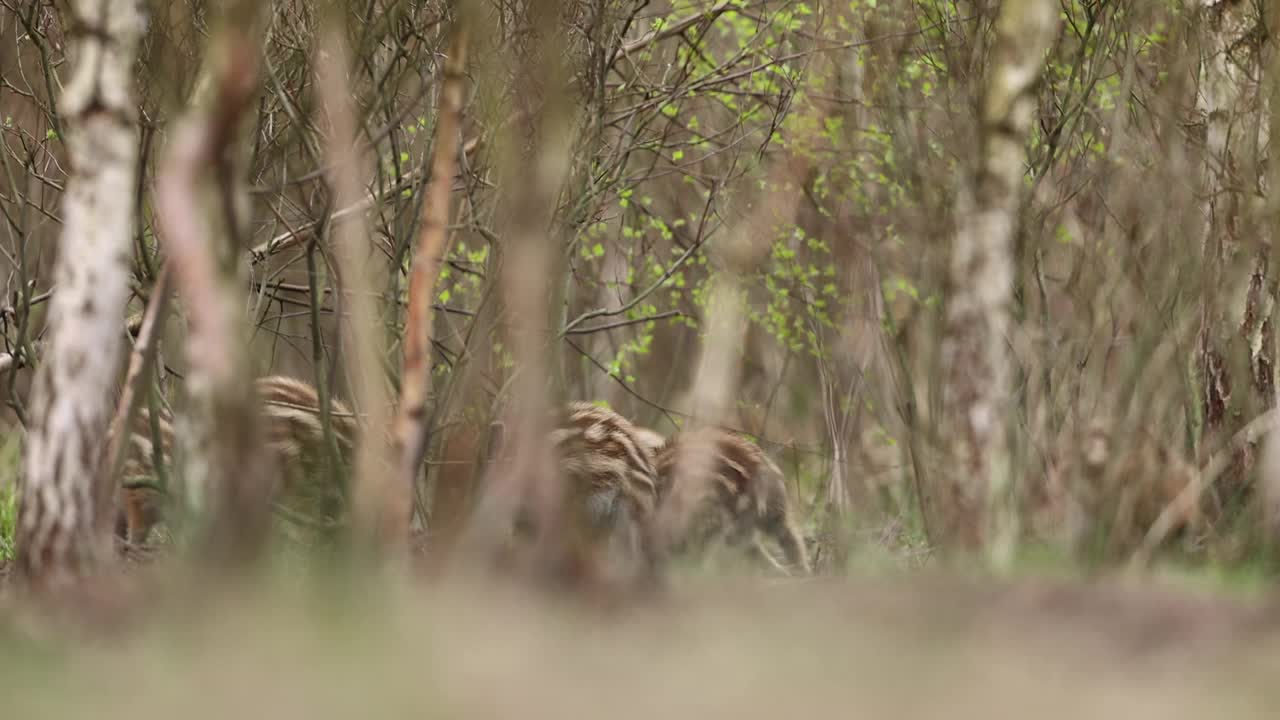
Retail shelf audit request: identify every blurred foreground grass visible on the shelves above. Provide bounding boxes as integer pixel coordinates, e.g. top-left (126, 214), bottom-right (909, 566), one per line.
top-left (2, 566), bottom-right (1279, 720)
top-left (2, 423), bottom-right (1279, 718)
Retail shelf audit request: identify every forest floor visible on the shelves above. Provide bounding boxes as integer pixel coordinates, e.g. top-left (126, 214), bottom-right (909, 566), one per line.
top-left (1, 561), bottom-right (1278, 718)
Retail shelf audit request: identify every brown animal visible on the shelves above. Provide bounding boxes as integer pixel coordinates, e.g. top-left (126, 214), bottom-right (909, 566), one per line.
top-left (632, 426), bottom-right (666, 459)
top-left (652, 426), bottom-right (810, 575)
top-left (495, 402), bottom-right (663, 579)
top-left (116, 375), bottom-right (361, 545)
top-left (118, 382), bottom-right (667, 578)
top-left (552, 403), bottom-right (660, 526)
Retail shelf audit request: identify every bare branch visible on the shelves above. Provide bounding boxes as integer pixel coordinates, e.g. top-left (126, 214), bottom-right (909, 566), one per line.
top-left (563, 310), bottom-right (685, 336)
top-left (616, 0), bottom-right (734, 60)
top-left (96, 264), bottom-right (172, 542)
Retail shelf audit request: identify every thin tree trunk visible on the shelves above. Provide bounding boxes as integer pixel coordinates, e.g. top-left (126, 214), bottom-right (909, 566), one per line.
top-left (154, 26), bottom-right (275, 567)
top-left (388, 21), bottom-right (469, 548)
top-left (1195, 0), bottom-right (1272, 512)
top-left (16, 0), bottom-right (146, 591)
top-left (1257, 6), bottom-right (1280, 547)
top-left (652, 153), bottom-right (809, 569)
top-left (939, 0), bottom-right (1058, 566)
top-left (315, 28), bottom-right (396, 554)
top-left (460, 0), bottom-right (578, 580)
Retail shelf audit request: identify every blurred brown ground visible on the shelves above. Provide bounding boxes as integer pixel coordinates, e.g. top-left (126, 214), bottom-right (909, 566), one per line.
top-left (1, 570), bottom-right (1277, 719)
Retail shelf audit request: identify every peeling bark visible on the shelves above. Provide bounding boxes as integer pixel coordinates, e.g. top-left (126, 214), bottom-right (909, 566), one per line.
top-left (16, 0), bottom-right (147, 591)
top-left (1195, 0), bottom-right (1272, 511)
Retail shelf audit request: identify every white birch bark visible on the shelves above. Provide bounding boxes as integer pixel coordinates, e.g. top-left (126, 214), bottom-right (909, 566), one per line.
top-left (17, 0), bottom-right (147, 588)
top-left (1194, 0), bottom-right (1271, 491)
top-left (940, 0), bottom-right (1057, 566)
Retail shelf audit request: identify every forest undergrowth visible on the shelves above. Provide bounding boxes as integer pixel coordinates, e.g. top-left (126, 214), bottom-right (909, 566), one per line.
top-left (7, 0), bottom-right (1280, 713)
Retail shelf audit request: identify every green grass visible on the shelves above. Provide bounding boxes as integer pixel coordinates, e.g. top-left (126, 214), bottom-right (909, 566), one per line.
top-left (0, 431), bottom-right (20, 563)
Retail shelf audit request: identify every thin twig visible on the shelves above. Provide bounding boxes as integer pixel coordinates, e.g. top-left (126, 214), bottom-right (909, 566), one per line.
top-left (96, 263), bottom-right (172, 541)
top-left (615, 0), bottom-right (733, 59)
top-left (563, 309), bottom-right (684, 335)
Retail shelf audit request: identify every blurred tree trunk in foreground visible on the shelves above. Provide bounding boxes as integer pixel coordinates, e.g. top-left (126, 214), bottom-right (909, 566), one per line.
top-left (317, 19), bottom-right (398, 556)
top-left (486, 0), bottom-right (577, 578)
top-left (16, 0), bottom-right (146, 591)
top-left (940, 0), bottom-right (1058, 565)
top-left (155, 14), bottom-right (276, 567)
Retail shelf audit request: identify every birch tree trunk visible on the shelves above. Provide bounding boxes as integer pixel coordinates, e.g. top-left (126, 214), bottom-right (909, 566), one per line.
top-left (1256, 4), bottom-right (1280, 545)
top-left (1195, 0), bottom-right (1271, 512)
top-left (939, 0), bottom-right (1057, 564)
top-left (17, 0), bottom-right (146, 590)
